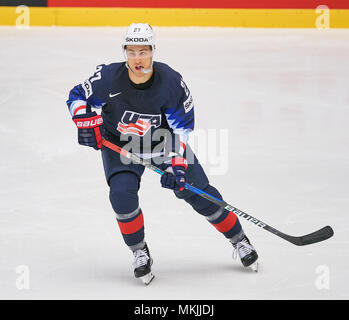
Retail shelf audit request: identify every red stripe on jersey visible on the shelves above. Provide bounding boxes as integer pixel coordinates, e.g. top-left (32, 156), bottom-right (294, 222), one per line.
top-left (117, 120), bottom-right (151, 136)
top-left (117, 212), bottom-right (144, 235)
top-left (118, 126), bottom-right (146, 136)
top-left (73, 105), bottom-right (86, 116)
top-left (119, 121), bottom-right (149, 132)
top-left (211, 211), bottom-right (237, 233)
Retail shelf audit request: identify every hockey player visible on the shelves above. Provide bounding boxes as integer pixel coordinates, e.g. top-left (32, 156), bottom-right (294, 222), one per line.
top-left (67, 23), bottom-right (258, 285)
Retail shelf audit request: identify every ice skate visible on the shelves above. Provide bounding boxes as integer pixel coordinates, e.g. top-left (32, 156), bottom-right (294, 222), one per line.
top-left (232, 235), bottom-right (259, 272)
top-left (133, 243), bottom-right (154, 285)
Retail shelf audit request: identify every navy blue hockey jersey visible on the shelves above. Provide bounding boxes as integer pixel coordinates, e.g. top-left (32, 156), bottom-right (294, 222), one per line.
top-left (67, 62), bottom-right (194, 156)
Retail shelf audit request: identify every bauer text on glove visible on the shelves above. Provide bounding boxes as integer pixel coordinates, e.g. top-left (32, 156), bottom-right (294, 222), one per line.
top-left (72, 111), bottom-right (104, 150)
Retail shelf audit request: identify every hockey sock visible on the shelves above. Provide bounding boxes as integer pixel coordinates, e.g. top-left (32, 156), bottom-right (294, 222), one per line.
top-left (185, 184), bottom-right (242, 239)
top-left (229, 230), bottom-right (246, 245)
top-left (109, 172), bottom-right (145, 250)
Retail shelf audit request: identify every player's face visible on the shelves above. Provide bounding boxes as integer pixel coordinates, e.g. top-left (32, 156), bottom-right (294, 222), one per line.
top-left (126, 45), bottom-right (153, 76)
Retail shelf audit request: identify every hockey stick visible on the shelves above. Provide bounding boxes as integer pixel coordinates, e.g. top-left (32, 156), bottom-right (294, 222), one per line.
top-left (101, 138), bottom-right (334, 246)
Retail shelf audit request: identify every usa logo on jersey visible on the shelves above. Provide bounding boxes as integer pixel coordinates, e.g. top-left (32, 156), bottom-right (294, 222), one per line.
top-left (117, 111), bottom-right (161, 136)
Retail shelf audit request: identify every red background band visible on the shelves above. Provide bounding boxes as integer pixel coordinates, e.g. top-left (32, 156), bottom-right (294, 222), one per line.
top-left (47, 0), bottom-right (349, 9)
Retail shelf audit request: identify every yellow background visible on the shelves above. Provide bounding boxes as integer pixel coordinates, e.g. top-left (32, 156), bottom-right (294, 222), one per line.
top-left (1, 6), bottom-right (348, 28)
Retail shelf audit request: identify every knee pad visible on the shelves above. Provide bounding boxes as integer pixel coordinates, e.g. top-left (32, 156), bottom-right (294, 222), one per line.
top-left (185, 184), bottom-right (222, 217)
top-left (109, 171), bottom-right (140, 215)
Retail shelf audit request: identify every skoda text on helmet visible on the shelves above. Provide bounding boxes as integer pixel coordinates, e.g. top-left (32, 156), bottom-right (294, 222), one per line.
top-left (122, 23), bottom-right (155, 74)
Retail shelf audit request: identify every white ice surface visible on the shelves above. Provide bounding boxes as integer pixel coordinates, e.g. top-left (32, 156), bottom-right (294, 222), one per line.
top-left (0, 26), bottom-right (348, 300)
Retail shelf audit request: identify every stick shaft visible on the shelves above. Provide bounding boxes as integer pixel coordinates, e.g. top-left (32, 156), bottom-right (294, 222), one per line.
top-left (101, 138), bottom-right (334, 246)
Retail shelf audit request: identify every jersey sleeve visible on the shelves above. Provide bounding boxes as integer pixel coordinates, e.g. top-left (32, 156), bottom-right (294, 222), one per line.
top-left (66, 64), bottom-right (107, 117)
top-left (164, 76), bottom-right (195, 156)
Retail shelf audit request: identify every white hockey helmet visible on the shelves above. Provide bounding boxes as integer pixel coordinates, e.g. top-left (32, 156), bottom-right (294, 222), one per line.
top-left (122, 23), bottom-right (155, 52)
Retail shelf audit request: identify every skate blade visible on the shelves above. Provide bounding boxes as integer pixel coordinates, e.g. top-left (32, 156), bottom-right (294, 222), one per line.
top-left (140, 272), bottom-right (155, 285)
top-left (249, 261), bottom-right (259, 272)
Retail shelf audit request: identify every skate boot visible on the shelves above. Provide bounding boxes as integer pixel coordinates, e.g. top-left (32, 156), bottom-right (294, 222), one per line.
top-left (232, 235), bottom-right (259, 272)
top-left (132, 242), bottom-right (154, 285)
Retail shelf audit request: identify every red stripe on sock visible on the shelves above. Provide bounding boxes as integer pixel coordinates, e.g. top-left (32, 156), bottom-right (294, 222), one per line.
top-left (117, 212), bottom-right (144, 235)
top-left (211, 211), bottom-right (237, 233)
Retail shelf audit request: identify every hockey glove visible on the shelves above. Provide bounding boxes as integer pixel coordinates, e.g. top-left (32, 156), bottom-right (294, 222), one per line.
top-left (72, 111), bottom-right (104, 150)
top-left (160, 157), bottom-right (187, 191)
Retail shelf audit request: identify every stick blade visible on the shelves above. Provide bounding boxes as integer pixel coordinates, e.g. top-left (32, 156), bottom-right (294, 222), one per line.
top-left (289, 226), bottom-right (334, 246)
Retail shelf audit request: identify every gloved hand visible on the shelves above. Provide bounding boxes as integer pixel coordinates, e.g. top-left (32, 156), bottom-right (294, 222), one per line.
top-left (72, 111), bottom-right (104, 150)
top-left (160, 157), bottom-right (187, 191)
